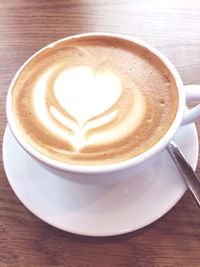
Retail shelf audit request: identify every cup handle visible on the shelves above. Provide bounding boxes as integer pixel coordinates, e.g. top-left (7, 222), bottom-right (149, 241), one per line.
top-left (181, 85), bottom-right (200, 125)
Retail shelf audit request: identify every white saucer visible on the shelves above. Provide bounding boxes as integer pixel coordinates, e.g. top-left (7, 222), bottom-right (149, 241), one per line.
top-left (2, 124), bottom-right (199, 236)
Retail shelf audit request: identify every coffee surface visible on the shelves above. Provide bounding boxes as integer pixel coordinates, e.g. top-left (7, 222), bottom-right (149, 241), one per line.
top-left (12, 36), bottom-right (178, 165)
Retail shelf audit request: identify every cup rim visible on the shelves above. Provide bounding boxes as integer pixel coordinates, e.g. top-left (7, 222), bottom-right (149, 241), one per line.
top-left (6, 32), bottom-right (185, 174)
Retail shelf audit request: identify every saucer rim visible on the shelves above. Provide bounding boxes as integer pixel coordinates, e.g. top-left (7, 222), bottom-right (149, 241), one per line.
top-left (2, 125), bottom-right (199, 236)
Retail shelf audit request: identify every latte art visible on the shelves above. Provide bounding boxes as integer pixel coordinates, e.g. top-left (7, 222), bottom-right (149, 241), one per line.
top-left (33, 64), bottom-right (145, 151)
top-left (12, 36), bottom-right (178, 165)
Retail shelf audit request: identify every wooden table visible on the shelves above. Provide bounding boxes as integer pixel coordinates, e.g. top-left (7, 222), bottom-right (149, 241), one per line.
top-left (1, 1), bottom-right (200, 266)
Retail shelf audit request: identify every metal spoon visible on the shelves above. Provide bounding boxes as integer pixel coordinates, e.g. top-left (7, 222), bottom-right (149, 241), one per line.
top-left (167, 141), bottom-right (200, 207)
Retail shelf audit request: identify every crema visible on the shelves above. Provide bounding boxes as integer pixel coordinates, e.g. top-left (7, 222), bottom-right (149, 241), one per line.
top-left (12, 36), bottom-right (178, 165)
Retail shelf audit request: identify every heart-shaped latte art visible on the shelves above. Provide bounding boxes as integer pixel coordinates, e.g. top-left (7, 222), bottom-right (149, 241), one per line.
top-left (53, 66), bottom-right (122, 125)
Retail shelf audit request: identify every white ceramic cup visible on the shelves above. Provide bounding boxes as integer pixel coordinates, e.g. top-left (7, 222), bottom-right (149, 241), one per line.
top-left (6, 33), bottom-right (200, 185)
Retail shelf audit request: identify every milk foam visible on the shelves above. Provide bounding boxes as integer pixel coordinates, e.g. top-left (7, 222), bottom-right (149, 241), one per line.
top-left (33, 65), bottom-right (146, 150)
top-left (13, 36), bottom-right (178, 165)
top-left (33, 67), bottom-right (74, 145)
top-left (53, 66), bottom-right (121, 125)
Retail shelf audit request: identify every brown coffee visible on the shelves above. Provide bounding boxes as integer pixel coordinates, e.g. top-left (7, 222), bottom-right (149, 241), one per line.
top-left (12, 35), bottom-right (178, 165)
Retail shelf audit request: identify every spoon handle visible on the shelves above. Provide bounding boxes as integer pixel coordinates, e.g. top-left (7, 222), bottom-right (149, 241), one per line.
top-left (167, 141), bottom-right (200, 207)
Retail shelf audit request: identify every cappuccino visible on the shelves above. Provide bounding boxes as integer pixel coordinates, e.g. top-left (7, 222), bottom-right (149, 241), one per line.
top-left (12, 36), bottom-right (178, 165)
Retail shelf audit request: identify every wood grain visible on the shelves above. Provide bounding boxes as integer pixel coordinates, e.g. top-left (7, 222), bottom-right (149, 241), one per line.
top-left (1, 0), bottom-right (200, 266)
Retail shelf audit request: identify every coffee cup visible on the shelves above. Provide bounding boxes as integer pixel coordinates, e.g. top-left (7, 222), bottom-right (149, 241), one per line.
top-left (6, 33), bottom-right (200, 185)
